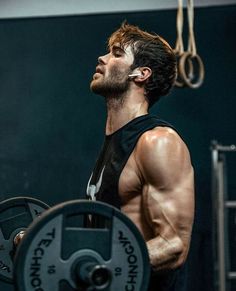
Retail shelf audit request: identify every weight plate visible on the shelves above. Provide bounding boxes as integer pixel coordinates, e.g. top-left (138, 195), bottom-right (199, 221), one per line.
top-left (0, 196), bottom-right (50, 283)
top-left (14, 200), bottom-right (150, 291)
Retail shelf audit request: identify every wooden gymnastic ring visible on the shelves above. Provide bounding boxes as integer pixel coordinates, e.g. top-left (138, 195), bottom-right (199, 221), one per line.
top-left (179, 52), bottom-right (205, 89)
top-left (174, 51), bottom-right (194, 88)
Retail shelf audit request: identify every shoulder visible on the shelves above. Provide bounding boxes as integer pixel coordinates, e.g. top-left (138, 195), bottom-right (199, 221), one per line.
top-left (134, 126), bottom-right (192, 178)
top-left (136, 126), bottom-right (187, 155)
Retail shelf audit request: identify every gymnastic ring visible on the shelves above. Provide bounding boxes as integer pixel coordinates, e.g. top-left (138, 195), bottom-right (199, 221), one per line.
top-left (174, 51), bottom-right (185, 88)
top-left (174, 51), bottom-right (194, 88)
top-left (179, 52), bottom-right (205, 89)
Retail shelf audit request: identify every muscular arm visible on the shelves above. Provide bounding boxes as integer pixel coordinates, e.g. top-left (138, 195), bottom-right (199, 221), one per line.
top-left (135, 127), bottom-right (194, 272)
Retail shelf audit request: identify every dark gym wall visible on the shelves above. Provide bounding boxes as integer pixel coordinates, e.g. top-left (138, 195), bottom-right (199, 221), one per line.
top-left (0, 5), bottom-right (235, 291)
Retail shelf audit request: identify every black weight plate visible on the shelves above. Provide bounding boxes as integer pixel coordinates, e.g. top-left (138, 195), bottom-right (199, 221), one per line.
top-left (0, 196), bottom-right (49, 283)
top-left (14, 200), bottom-right (150, 291)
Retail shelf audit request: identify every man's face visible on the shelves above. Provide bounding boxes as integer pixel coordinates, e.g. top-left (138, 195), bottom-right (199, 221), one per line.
top-left (90, 44), bottom-right (134, 98)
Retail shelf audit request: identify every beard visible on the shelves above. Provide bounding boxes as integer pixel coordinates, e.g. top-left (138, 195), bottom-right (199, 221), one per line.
top-left (90, 66), bottom-right (131, 100)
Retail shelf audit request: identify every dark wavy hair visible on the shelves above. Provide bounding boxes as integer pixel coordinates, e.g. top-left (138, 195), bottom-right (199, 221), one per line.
top-left (108, 22), bottom-right (177, 107)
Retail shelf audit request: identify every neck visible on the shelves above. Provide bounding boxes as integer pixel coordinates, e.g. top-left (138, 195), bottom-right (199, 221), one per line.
top-left (105, 92), bottom-right (149, 135)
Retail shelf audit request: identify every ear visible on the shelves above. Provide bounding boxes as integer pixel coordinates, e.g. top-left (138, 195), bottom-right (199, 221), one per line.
top-left (133, 67), bottom-right (152, 82)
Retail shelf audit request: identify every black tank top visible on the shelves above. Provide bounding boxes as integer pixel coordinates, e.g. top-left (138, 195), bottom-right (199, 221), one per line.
top-left (86, 114), bottom-right (185, 291)
top-left (86, 114), bottom-right (175, 208)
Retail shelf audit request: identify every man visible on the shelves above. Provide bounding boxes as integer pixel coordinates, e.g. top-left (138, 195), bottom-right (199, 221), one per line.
top-left (87, 22), bottom-right (194, 291)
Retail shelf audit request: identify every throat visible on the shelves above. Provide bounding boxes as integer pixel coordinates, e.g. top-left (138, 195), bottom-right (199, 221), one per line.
top-left (105, 94), bottom-right (149, 135)
top-left (105, 93), bottom-right (127, 111)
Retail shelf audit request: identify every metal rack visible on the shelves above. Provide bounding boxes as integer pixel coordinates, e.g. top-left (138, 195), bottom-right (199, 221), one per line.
top-left (211, 141), bottom-right (236, 291)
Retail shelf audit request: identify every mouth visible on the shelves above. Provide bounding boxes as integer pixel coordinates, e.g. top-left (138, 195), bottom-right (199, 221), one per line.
top-left (92, 66), bottom-right (104, 80)
top-left (95, 66), bottom-right (104, 74)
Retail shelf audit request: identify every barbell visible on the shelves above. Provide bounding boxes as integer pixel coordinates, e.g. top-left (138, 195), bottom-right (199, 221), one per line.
top-left (0, 197), bottom-right (150, 291)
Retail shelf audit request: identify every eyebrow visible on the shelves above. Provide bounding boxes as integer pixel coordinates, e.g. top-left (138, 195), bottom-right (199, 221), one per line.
top-left (111, 45), bottom-right (126, 54)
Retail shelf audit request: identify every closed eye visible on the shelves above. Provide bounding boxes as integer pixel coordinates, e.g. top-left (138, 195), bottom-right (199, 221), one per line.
top-left (111, 46), bottom-right (125, 57)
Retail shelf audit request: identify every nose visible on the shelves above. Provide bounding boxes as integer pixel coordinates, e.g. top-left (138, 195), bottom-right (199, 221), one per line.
top-left (98, 53), bottom-right (108, 65)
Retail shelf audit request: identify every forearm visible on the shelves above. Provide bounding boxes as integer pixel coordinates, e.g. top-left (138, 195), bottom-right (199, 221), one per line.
top-left (146, 235), bottom-right (185, 272)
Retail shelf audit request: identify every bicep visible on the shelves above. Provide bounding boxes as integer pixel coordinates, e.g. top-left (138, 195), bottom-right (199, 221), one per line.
top-left (142, 180), bottom-right (194, 239)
